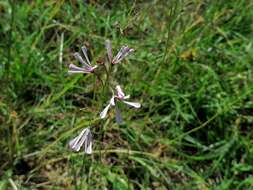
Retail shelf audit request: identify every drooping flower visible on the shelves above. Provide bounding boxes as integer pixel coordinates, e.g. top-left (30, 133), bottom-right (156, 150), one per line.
top-left (100, 85), bottom-right (141, 123)
top-left (68, 127), bottom-right (93, 154)
top-left (68, 46), bottom-right (97, 74)
top-left (105, 40), bottom-right (134, 65)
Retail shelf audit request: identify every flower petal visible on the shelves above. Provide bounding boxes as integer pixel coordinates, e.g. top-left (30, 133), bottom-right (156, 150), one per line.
top-left (68, 64), bottom-right (91, 74)
top-left (112, 46), bottom-right (124, 64)
top-left (116, 85), bottom-right (125, 98)
top-left (105, 40), bottom-right (113, 63)
top-left (68, 70), bottom-right (89, 74)
top-left (100, 103), bottom-right (111, 119)
top-left (115, 105), bottom-right (123, 124)
top-left (81, 46), bottom-right (91, 66)
top-left (68, 136), bottom-right (80, 151)
top-left (85, 140), bottom-right (92, 154)
top-left (122, 100), bottom-right (141, 108)
top-left (89, 65), bottom-right (98, 72)
top-left (112, 46), bottom-right (134, 64)
top-left (84, 129), bottom-right (93, 154)
top-left (123, 95), bottom-right (130, 99)
top-left (69, 128), bottom-right (90, 152)
top-left (110, 96), bottom-right (115, 106)
top-left (69, 63), bottom-right (84, 71)
top-left (73, 53), bottom-right (90, 69)
top-left (116, 47), bottom-right (134, 63)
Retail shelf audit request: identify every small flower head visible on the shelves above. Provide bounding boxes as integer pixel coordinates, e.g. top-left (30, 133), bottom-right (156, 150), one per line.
top-left (68, 46), bottom-right (97, 74)
top-left (68, 127), bottom-right (93, 154)
top-left (115, 85), bottom-right (130, 100)
top-left (100, 85), bottom-right (141, 123)
top-left (105, 40), bottom-right (134, 65)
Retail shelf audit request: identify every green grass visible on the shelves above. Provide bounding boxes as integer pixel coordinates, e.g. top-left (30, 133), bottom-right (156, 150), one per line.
top-left (1, 0), bottom-right (253, 189)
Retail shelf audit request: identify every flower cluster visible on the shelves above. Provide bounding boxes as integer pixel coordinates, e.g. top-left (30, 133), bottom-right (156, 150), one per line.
top-left (100, 85), bottom-right (141, 124)
top-left (67, 40), bottom-right (140, 155)
top-left (68, 47), bottom-right (97, 74)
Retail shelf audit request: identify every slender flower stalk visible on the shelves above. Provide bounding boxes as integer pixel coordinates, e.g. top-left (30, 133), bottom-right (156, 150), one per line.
top-left (68, 46), bottom-right (98, 74)
top-left (105, 40), bottom-right (134, 64)
top-left (67, 40), bottom-right (139, 156)
top-left (100, 85), bottom-right (141, 123)
top-left (68, 127), bottom-right (93, 154)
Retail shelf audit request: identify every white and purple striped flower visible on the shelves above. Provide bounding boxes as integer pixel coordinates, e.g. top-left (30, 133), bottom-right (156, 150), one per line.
top-left (68, 127), bottom-right (93, 154)
top-left (68, 46), bottom-right (98, 74)
top-left (105, 40), bottom-right (134, 65)
top-left (100, 85), bottom-right (141, 123)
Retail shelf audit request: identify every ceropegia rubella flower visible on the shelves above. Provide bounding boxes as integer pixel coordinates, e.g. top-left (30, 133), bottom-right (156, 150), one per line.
top-left (68, 127), bottom-right (93, 154)
top-left (105, 40), bottom-right (134, 64)
top-left (68, 46), bottom-right (98, 74)
top-left (100, 85), bottom-right (141, 123)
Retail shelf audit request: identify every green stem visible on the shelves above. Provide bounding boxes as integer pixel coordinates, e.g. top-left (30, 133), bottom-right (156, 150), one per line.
top-left (6, 0), bottom-right (15, 76)
top-left (79, 153), bottom-right (86, 189)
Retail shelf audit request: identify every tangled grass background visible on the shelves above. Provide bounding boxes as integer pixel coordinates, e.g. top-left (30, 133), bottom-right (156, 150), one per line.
top-left (1, 0), bottom-right (253, 189)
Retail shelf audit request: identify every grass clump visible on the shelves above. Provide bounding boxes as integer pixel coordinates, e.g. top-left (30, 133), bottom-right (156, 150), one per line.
top-left (1, 0), bottom-right (253, 189)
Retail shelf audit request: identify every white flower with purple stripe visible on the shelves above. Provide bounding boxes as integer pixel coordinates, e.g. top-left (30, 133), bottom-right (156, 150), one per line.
top-left (68, 46), bottom-right (98, 74)
top-left (105, 40), bottom-right (134, 65)
top-left (68, 127), bottom-right (93, 154)
top-left (100, 85), bottom-right (141, 123)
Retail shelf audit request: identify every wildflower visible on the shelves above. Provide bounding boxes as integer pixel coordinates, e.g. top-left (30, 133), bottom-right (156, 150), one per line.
top-left (100, 85), bottom-right (141, 123)
top-left (105, 40), bottom-right (134, 65)
top-left (68, 127), bottom-right (93, 154)
top-left (68, 46), bottom-right (98, 74)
